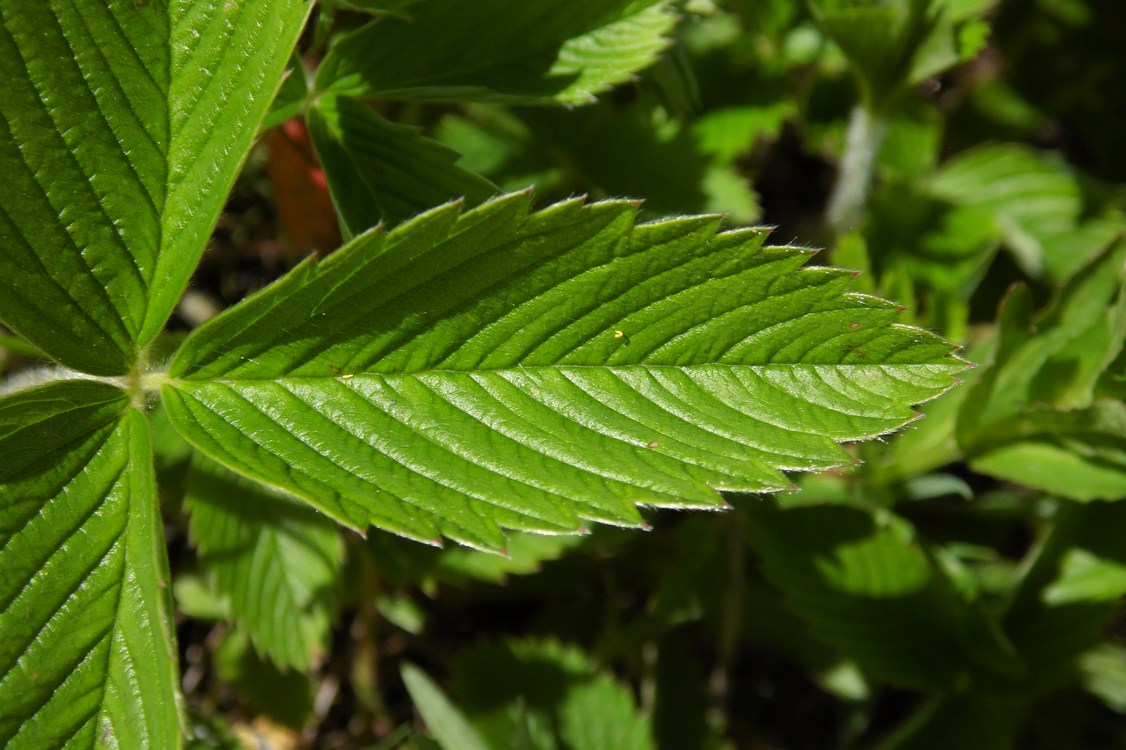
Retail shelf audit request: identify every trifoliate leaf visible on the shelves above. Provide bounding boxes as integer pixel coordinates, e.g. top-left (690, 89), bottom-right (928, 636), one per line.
top-left (0, 382), bottom-right (180, 747)
top-left (164, 192), bottom-right (964, 550)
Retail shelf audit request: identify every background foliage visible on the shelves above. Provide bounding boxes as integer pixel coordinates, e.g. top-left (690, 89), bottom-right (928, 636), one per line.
top-left (2, 0), bottom-right (1125, 748)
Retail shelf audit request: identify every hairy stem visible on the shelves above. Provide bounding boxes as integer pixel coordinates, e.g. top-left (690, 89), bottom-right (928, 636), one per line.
top-left (827, 104), bottom-right (887, 235)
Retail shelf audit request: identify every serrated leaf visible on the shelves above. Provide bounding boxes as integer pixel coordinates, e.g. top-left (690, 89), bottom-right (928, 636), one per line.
top-left (448, 640), bottom-right (655, 750)
top-left (316, 0), bottom-right (675, 104)
top-left (186, 456), bottom-right (343, 671)
top-left (0, 1), bottom-right (311, 374)
top-left (744, 501), bottom-right (1023, 691)
top-left (163, 192), bottom-right (963, 550)
top-left (0, 381), bottom-right (180, 747)
top-left (308, 95), bottom-right (497, 235)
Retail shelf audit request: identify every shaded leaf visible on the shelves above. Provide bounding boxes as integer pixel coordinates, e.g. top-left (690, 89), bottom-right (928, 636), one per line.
top-left (316, 0), bottom-right (675, 104)
top-left (402, 663), bottom-right (494, 750)
top-left (163, 192), bottom-right (964, 549)
top-left (308, 95), bottom-right (497, 235)
top-left (744, 500), bottom-right (1023, 691)
top-left (186, 456), bottom-right (343, 671)
top-left (0, 1), bottom-right (312, 373)
top-left (448, 640), bottom-right (655, 750)
top-left (0, 382), bottom-right (180, 747)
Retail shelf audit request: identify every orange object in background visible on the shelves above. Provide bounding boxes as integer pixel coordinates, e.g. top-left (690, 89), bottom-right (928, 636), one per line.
top-left (263, 118), bottom-right (341, 254)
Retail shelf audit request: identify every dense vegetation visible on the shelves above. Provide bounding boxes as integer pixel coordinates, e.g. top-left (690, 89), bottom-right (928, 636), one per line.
top-left (1, 1), bottom-right (1124, 748)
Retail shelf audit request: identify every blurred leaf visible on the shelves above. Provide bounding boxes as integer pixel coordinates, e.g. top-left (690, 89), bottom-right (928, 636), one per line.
top-left (692, 104), bottom-right (795, 164)
top-left (969, 400), bottom-right (1126, 502)
top-left (744, 500), bottom-right (1023, 691)
top-left (810, 0), bottom-right (939, 108)
top-left (186, 456), bottom-right (343, 671)
top-left (929, 144), bottom-right (1083, 279)
top-left (164, 192), bottom-right (964, 550)
top-left (316, 0), bottom-right (676, 104)
top-left (213, 629), bottom-right (314, 729)
top-left (262, 54), bottom-right (311, 132)
top-left (435, 532), bottom-right (585, 582)
top-left (402, 663), bottom-right (495, 750)
top-left (959, 243), bottom-right (1126, 498)
top-left (1079, 644), bottom-right (1126, 714)
top-left (908, 0), bottom-right (996, 84)
top-left (1003, 501), bottom-right (1126, 695)
top-left (449, 640), bottom-right (655, 750)
top-left (309, 95), bottom-right (498, 235)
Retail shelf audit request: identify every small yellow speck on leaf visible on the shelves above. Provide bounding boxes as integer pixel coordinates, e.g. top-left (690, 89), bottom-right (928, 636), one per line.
top-left (614, 330), bottom-right (624, 338)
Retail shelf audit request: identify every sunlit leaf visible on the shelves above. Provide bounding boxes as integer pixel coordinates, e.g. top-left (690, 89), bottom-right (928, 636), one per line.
top-left (0, 382), bottom-right (180, 747)
top-left (0, 1), bottom-right (312, 373)
top-left (163, 192), bottom-right (964, 549)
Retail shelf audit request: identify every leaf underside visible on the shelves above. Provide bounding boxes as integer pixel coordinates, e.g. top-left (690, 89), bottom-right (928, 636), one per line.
top-left (163, 192), bottom-right (964, 550)
top-left (0, 381), bottom-right (179, 748)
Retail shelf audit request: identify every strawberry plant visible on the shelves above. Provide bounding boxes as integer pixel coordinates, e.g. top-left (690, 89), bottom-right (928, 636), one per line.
top-left (2, 1), bottom-right (1125, 748)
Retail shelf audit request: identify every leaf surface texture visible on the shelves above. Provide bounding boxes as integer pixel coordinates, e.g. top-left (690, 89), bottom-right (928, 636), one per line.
top-left (165, 193), bottom-right (964, 549)
top-left (0, 0), bottom-right (311, 373)
top-left (0, 382), bottom-right (180, 747)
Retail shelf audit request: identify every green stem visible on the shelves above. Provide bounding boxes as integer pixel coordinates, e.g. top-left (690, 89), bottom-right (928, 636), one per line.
top-left (827, 104), bottom-right (887, 235)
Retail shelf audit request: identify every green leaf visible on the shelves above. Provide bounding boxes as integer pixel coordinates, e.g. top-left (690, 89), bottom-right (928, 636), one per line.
top-left (308, 95), bottom-right (498, 235)
top-left (929, 144), bottom-right (1083, 279)
top-left (0, 1), bottom-right (311, 374)
top-left (402, 663), bottom-right (495, 750)
top-left (1003, 501), bottom-right (1126, 695)
top-left (959, 243), bottom-right (1126, 498)
top-left (448, 640), bottom-right (655, 750)
top-left (810, 0), bottom-right (938, 109)
top-left (0, 381), bottom-right (180, 747)
top-left (162, 193), bottom-right (964, 550)
top-left (186, 456), bottom-right (343, 671)
top-left (744, 501), bottom-right (1023, 691)
top-left (212, 629), bottom-right (313, 730)
top-left (968, 401), bottom-right (1126, 502)
top-left (316, 0), bottom-right (676, 104)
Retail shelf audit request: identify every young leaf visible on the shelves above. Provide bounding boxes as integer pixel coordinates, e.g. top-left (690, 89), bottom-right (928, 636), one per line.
top-left (163, 192), bottom-right (964, 550)
top-left (0, 1), bottom-right (311, 374)
top-left (315, 0), bottom-right (675, 104)
top-left (186, 456), bottom-right (344, 671)
top-left (0, 382), bottom-right (180, 747)
top-left (308, 95), bottom-right (498, 235)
